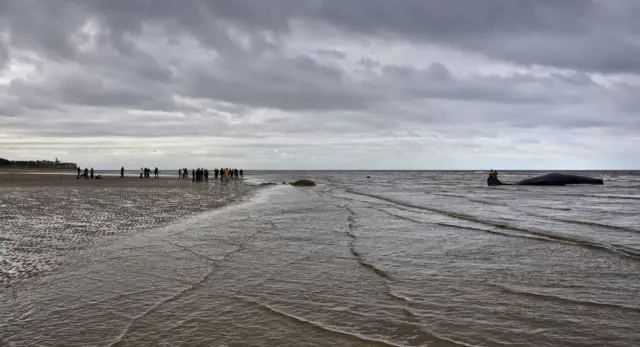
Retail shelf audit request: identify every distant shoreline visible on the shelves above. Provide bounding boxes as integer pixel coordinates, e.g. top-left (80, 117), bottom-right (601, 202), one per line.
top-left (0, 167), bottom-right (77, 173)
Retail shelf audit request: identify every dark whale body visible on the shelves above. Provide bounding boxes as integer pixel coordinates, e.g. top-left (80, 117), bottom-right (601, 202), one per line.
top-left (488, 172), bottom-right (603, 186)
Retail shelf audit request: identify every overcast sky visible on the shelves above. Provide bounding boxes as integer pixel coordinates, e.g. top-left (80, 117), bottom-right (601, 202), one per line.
top-left (1, 0), bottom-right (639, 170)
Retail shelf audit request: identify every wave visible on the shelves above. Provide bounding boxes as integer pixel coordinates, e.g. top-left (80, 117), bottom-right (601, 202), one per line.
top-left (106, 219), bottom-right (269, 347)
top-left (590, 194), bottom-right (640, 200)
top-left (107, 267), bottom-right (218, 347)
top-left (343, 189), bottom-right (640, 260)
top-left (541, 192), bottom-right (640, 201)
top-left (491, 283), bottom-right (640, 313)
top-left (236, 295), bottom-right (477, 347)
top-left (236, 295), bottom-right (405, 347)
top-left (433, 193), bottom-right (495, 207)
top-left (435, 193), bottom-right (638, 233)
top-left (343, 206), bottom-right (391, 279)
top-left (375, 207), bottom-right (558, 243)
top-left (554, 218), bottom-right (639, 233)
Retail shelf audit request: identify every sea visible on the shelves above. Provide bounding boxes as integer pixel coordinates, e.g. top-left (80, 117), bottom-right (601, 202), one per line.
top-left (1, 170), bottom-right (639, 347)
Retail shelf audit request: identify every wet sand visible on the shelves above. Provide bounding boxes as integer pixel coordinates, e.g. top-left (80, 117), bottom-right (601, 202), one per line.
top-left (0, 172), bottom-right (181, 187)
top-left (0, 173), bottom-right (252, 285)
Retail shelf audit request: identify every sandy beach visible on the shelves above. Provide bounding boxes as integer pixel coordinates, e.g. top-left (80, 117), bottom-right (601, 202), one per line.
top-left (0, 172), bottom-right (252, 285)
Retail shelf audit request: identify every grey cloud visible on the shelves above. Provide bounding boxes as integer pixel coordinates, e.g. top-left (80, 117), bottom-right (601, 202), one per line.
top-left (304, 0), bottom-right (640, 74)
top-left (7, 73), bottom-right (188, 113)
top-left (0, 39), bottom-right (8, 72)
top-left (180, 52), bottom-right (373, 112)
top-left (0, 0), bottom-right (639, 169)
top-left (315, 49), bottom-right (347, 60)
top-left (80, 0), bottom-right (640, 74)
top-left (2, 0), bottom-right (88, 61)
top-left (5, 0), bottom-right (640, 75)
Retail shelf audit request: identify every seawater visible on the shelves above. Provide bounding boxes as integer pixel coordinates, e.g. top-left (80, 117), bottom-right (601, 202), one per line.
top-left (1, 171), bottom-right (639, 347)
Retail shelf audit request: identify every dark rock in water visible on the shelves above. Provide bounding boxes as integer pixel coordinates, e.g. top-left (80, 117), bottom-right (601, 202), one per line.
top-left (488, 172), bottom-right (603, 186)
top-left (366, 176), bottom-right (371, 178)
top-left (259, 182), bottom-right (277, 186)
top-left (290, 179), bottom-right (316, 187)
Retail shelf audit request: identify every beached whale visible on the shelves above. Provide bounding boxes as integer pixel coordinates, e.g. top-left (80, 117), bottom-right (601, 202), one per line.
top-left (488, 172), bottom-right (603, 186)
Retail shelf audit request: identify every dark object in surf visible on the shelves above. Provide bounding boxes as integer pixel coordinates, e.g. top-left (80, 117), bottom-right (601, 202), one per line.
top-left (290, 179), bottom-right (316, 187)
top-left (366, 176), bottom-right (371, 178)
top-left (259, 182), bottom-right (277, 186)
top-left (488, 172), bottom-right (603, 186)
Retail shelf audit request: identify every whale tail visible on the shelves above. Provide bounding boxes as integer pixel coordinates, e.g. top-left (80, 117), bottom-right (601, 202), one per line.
top-left (487, 175), bottom-right (505, 186)
top-left (487, 169), bottom-right (504, 186)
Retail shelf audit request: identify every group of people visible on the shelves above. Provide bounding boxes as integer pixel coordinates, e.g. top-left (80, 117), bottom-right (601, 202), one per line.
top-left (188, 168), bottom-right (209, 182)
top-left (140, 167), bottom-right (159, 179)
top-left (217, 168), bottom-right (242, 181)
top-left (90, 166), bottom-right (245, 182)
top-left (488, 169), bottom-right (499, 177)
top-left (77, 167), bottom-right (101, 179)
top-left (179, 167), bottom-right (244, 182)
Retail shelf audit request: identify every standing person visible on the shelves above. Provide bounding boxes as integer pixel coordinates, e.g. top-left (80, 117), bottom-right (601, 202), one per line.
top-left (140, 167), bottom-right (143, 178)
top-left (192, 169), bottom-right (195, 182)
top-left (240, 169), bottom-right (243, 177)
top-left (120, 166), bottom-right (124, 178)
top-left (178, 169), bottom-right (181, 179)
top-left (90, 167), bottom-right (94, 179)
top-left (154, 167), bottom-right (159, 179)
top-left (84, 168), bottom-right (89, 179)
top-left (77, 167), bottom-right (81, 179)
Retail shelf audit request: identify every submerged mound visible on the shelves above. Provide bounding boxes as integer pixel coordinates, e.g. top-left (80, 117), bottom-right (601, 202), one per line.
top-left (290, 179), bottom-right (316, 187)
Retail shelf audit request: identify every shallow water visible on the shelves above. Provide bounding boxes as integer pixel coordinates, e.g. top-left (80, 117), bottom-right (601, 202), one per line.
top-left (1, 171), bottom-right (639, 346)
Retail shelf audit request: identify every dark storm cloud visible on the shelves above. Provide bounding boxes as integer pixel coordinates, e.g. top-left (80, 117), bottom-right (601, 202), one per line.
top-left (300, 0), bottom-right (640, 73)
top-left (7, 75), bottom-right (188, 112)
top-left (180, 53), bottom-right (371, 112)
top-left (65, 0), bottom-right (640, 74)
top-left (0, 39), bottom-right (8, 72)
top-left (7, 0), bottom-right (639, 74)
